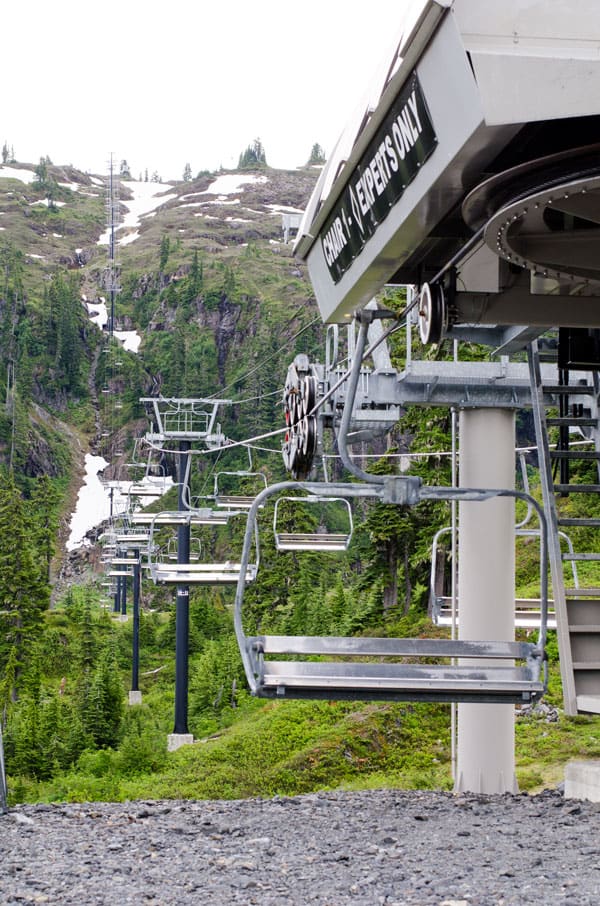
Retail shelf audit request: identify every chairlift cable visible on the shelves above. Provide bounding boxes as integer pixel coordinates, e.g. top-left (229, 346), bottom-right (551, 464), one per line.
top-left (206, 316), bottom-right (322, 400)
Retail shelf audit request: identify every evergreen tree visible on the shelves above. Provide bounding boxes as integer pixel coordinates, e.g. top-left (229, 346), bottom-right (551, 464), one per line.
top-left (159, 234), bottom-right (170, 271)
top-left (82, 645), bottom-right (124, 748)
top-left (183, 250), bottom-right (203, 304)
top-left (46, 271), bottom-right (86, 393)
top-left (28, 476), bottom-right (61, 582)
top-left (307, 143), bottom-right (326, 165)
top-left (238, 138), bottom-right (267, 170)
top-left (183, 162), bottom-right (192, 182)
top-left (34, 157), bottom-right (48, 187)
top-left (0, 481), bottom-right (51, 699)
top-left (1, 141), bottom-right (8, 164)
top-left (120, 159), bottom-right (131, 179)
top-left (33, 157), bottom-right (60, 208)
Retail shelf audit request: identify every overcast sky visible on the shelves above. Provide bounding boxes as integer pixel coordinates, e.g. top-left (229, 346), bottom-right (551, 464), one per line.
top-left (2, 0), bottom-right (414, 181)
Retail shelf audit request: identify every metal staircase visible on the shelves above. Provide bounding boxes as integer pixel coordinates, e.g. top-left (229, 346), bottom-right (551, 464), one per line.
top-left (529, 337), bottom-right (600, 715)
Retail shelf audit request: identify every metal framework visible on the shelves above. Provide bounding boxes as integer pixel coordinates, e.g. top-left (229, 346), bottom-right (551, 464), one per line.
top-left (141, 397), bottom-right (230, 446)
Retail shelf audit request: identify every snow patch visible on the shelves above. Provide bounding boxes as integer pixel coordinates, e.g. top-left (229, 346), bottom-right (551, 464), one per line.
top-left (66, 454), bottom-right (111, 550)
top-left (98, 180), bottom-right (176, 245)
top-left (114, 330), bottom-right (142, 353)
top-left (29, 199), bottom-right (66, 208)
top-left (267, 204), bottom-right (305, 214)
top-left (85, 299), bottom-right (141, 351)
top-left (119, 231), bottom-right (140, 246)
top-left (0, 165), bottom-right (36, 184)
top-left (201, 173), bottom-right (268, 195)
top-left (67, 459), bottom-right (173, 550)
top-left (86, 300), bottom-right (108, 328)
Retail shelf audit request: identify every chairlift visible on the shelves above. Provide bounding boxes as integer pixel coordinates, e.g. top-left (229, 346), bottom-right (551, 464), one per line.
top-left (213, 470), bottom-right (268, 509)
top-left (145, 510), bottom-right (259, 585)
top-left (273, 495), bottom-right (353, 552)
top-left (130, 509), bottom-right (230, 527)
top-left (429, 452), bottom-right (574, 632)
top-left (128, 475), bottom-right (170, 498)
top-left (166, 536), bottom-right (201, 561)
top-left (234, 480), bottom-right (549, 705)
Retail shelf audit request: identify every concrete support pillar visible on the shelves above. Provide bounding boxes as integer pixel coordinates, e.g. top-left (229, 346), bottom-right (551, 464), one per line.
top-left (455, 408), bottom-right (517, 794)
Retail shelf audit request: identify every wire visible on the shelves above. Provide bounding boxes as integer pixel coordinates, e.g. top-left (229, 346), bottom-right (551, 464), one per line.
top-left (143, 425), bottom-right (289, 458)
top-left (223, 388), bottom-right (283, 405)
top-left (207, 316), bottom-right (322, 400)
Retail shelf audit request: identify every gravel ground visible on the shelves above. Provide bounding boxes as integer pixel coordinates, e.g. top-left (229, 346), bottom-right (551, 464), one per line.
top-left (1, 789), bottom-right (599, 905)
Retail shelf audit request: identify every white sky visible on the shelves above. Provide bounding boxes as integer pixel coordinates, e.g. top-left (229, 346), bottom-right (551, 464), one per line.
top-left (2, 0), bottom-right (413, 181)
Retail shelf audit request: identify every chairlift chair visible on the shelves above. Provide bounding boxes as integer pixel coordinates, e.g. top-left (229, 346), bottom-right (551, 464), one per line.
top-left (273, 495), bottom-right (353, 552)
top-left (130, 508), bottom-right (231, 527)
top-left (213, 470), bottom-right (268, 509)
top-left (145, 510), bottom-right (259, 585)
top-left (234, 480), bottom-right (549, 705)
top-left (166, 536), bottom-right (201, 561)
top-left (128, 475), bottom-right (170, 497)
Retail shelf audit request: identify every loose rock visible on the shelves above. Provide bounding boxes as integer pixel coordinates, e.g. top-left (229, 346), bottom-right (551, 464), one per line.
top-left (1, 790), bottom-right (600, 904)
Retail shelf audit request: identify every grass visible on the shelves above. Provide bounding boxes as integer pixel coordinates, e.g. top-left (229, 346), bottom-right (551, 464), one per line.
top-left (10, 654), bottom-right (600, 806)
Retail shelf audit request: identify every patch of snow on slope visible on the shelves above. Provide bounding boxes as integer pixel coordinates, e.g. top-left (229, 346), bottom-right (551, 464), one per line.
top-left (98, 180), bottom-right (176, 245)
top-left (85, 298), bottom-right (141, 352)
top-left (86, 299), bottom-right (108, 328)
top-left (114, 330), bottom-right (142, 353)
top-left (200, 174), bottom-right (268, 196)
top-left (267, 204), bottom-right (304, 214)
top-left (66, 454), bottom-right (111, 550)
top-left (0, 166), bottom-right (36, 184)
top-left (30, 199), bottom-right (66, 208)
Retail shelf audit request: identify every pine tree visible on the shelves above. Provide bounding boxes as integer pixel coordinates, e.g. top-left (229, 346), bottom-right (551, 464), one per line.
top-left (307, 143), bottom-right (326, 165)
top-left (47, 271), bottom-right (86, 393)
top-left (0, 481), bottom-right (51, 699)
top-left (1, 142), bottom-right (8, 164)
top-left (183, 162), bottom-right (192, 182)
top-left (238, 138), bottom-right (267, 170)
top-left (83, 645), bottom-right (124, 748)
top-left (28, 476), bottom-right (60, 582)
top-left (159, 234), bottom-right (170, 271)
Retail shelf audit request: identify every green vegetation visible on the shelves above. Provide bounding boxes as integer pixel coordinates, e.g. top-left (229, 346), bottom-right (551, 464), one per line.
top-left (238, 138), bottom-right (267, 170)
top-left (0, 160), bottom-right (599, 809)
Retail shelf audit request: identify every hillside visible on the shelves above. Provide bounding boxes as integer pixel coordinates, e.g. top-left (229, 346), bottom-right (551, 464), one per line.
top-left (1, 156), bottom-right (598, 810)
top-left (0, 159), bottom-right (322, 525)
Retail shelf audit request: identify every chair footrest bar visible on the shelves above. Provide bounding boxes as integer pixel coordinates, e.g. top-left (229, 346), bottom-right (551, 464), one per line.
top-left (257, 662), bottom-right (543, 703)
